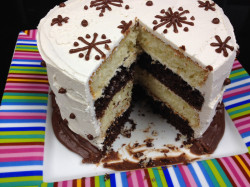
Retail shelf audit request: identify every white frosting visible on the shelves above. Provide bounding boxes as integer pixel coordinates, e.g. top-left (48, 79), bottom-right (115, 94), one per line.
top-left (37, 0), bottom-right (238, 146)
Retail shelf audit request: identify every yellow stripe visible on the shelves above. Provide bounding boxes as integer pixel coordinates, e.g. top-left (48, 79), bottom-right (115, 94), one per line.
top-left (7, 78), bottom-right (48, 83)
top-left (148, 168), bottom-right (158, 187)
top-left (235, 155), bottom-right (250, 177)
top-left (157, 167), bottom-right (168, 187)
top-left (0, 138), bottom-right (44, 143)
top-left (0, 176), bottom-right (43, 183)
top-left (229, 70), bottom-right (247, 78)
top-left (105, 176), bottom-right (111, 187)
top-left (95, 176), bottom-right (100, 186)
top-left (0, 131), bottom-right (45, 135)
top-left (227, 103), bottom-right (250, 113)
top-left (41, 183), bottom-right (48, 187)
top-left (9, 70), bottom-right (47, 75)
top-left (77, 179), bottom-right (82, 187)
top-left (206, 160), bottom-right (227, 187)
top-left (2, 96), bottom-right (48, 100)
top-left (10, 66), bottom-right (45, 70)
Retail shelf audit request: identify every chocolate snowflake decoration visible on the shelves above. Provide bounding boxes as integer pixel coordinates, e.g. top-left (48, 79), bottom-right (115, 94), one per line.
top-left (118, 20), bottom-right (132, 34)
top-left (153, 7), bottom-right (194, 33)
top-left (198, 1), bottom-right (216, 11)
top-left (51, 15), bottom-right (69, 26)
top-left (69, 33), bottom-right (111, 61)
top-left (210, 35), bottom-right (234, 57)
top-left (90, 0), bottom-right (123, 17)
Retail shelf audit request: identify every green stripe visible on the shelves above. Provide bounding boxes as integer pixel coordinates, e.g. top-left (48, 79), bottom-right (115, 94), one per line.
top-left (152, 168), bottom-right (163, 187)
top-left (0, 131), bottom-right (45, 135)
top-left (10, 66), bottom-right (45, 70)
top-left (228, 107), bottom-right (250, 116)
top-left (0, 134), bottom-right (45, 139)
top-left (10, 69), bottom-right (46, 73)
top-left (2, 99), bottom-right (47, 103)
top-left (227, 103), bottom-right (250, 113)
top-left (231, 110), bottom-right (250, 119)
top-left (4, 93), bottom-right (48, 97)
top-left (99, 175), bottom-right (105, 187)
top-left (211, 159), bottom-right (232, 187)
top-left (9, 70), bottom-right (47, 74)
top-left (230, 68), bottom-right (245, 74)
top-left (201, 161), bottom-right (219, 186)
top-left (16, 45), bottom-right (38, 49)
top-left (16, 48), bottom-right (38, 52)
top-left (3, 96), bottom-right (48, 100)
top-left (0, 138), bottom-right (44, 143)
top-left (0, 181), bottom-right (42, 187)
top-left (230, 73), bottom-right (248, 81)
top-left (0, 176), bottom-right (43, 183)
top-left (206, 160), bottom-right (227, 187)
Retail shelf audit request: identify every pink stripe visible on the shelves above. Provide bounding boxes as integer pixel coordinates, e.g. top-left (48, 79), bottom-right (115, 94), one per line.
top-left (178, 165), bottom-right (197, 187)
top-left (234, 116), bottom-right (250, 126)
top-left (4, 87), bottom-right (49, 92)
top-left (135, 169), bottom-right (144, 187)
top-left (220, 158), bottom-right (241, 186)
top-left (57, 181), bottom-right (63, 187)
top-left (0, 156), bottom-right (43, 162)
top-left (241, 154), bottom-right (250, 167)
top-left (0, 145), bottom-right (44, 150)
top-left (239, 127), bottom-right (250, 134)
top-left (85, 177), bottom-right (91, 186)
top-left (222, 157), bottom-right (246, 186)
top-left (62, 181), bottom-right (68, 187)
top-left (223, 86), bottom-right (250, 98)
top-left (126, 171), bottom-right (134, 187)
top-left (130, 171), bottom-right (139, 187)
top-left (0, 112), bottom-right (46, 116)
top-left (232, 64), bottom-right (243, 70)
top-left (232, 61), bottom-right (241, 68)
top-left (141, 170), bottom-right (150, 187)
top-left (5, 85), bottom-right (49, 90)
top-left (66, 180), bottom-right (73, 187)
top-left (0, 152), bottom-right (44, 158)
top-left (0, 116), bottom-right (46, 120)
top-left (6, 83), bottom-right (49, 88)
top-left (237, 123), bottom-right (250, 131)
top-left (8, 74), bottom-right (47, 79)
top-left (14, 51), bottom-right (41, 57)
top-left (0, 147), bottom-right (44, 154)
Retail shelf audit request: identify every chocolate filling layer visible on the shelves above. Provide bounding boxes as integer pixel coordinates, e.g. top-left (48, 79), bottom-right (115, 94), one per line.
top-left (137, 53), bottom-right (204, 110)
top-left (94, 66), bottom-right (134, 119)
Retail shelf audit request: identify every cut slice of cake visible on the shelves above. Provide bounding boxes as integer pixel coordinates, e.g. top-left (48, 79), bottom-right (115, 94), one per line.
top-left (37, 0), bottom-right (238, 163)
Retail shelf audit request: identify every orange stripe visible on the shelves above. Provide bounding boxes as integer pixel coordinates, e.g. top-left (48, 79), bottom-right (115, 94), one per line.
top-left (7, 78), bottom-right (48, 83)
top-left (232, 156), bottom-right (250, 184)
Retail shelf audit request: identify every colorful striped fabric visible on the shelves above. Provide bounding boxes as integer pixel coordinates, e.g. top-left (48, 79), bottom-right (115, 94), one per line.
top-left (0, 30), bottom-right (249, 187)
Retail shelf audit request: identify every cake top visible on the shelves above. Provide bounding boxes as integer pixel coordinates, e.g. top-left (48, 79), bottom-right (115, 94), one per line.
top-left (37, 0), bottom-right (238, 82)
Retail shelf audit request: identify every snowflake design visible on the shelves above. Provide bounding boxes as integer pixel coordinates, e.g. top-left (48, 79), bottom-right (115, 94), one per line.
top-left (90, 0), bottom-right (123, 17)
top-left (51, 15), bottom-right (69, 26)
top-left (210, 35), bottom-right (234, 57)
top-left (198, 1), bottom-right (216, 11)
top-left (117, 20), bottom-right (132, 34)
top-left (153, 7), bottom-right (194, 33)
top-left (69, 33), bottom-right (111, 61)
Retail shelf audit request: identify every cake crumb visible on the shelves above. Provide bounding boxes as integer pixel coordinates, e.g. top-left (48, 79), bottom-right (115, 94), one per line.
top-left (151, 130), bottom-right (158, 136)
top-left (104, 173), bottom-right (110, 181)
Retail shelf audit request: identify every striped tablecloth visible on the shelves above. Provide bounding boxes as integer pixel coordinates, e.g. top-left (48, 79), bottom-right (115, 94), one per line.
top-left (0, 30), bottom-right (249, 187)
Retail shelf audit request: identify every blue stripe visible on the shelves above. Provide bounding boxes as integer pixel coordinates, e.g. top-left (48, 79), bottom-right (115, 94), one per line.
top-left (0, 110), bottom-right (47, 113)
top-left (246, 142), bottom-right (250, 147)
top-left (230, 77), bottom-right (250, 84)
top-left (223, 92), bottom-right (250, 103)
top-left (0, 170), bottom-right (43, 178)
top-left (0, 119), bottom-right (46, 123)
top-left (10, 64), bottom-right (42, 67)
top-left (110, 173), bottom-right (116, 187)
top-left (173, 166), bottom-right (186, 187)
top-left (0, 161), bottom-right (43, 167)
top-left (0, 127), bottom-right (46, 131)
top-left (1, 102), bottom-right (48, 106)
top-left (12, 59), bottom-right (42, 62)
top-left (120, 172), bottom-right (128, 187)
top-left (241, 131), bottom-right (250, 138)
top-left (17, 39), bottom-right (37, 42)
top-left (187, 164), bottom-right (202, 187)
top-left (16, 43), bottom-right (37, 46)
top-left (161, 167), bottom-right (173, 187)
top-left (225, 82), bottom-right (250, 92)
top-left (224, 99), bottom-right (250, 110)
top-left (197, 161), bottom-right (214, 187)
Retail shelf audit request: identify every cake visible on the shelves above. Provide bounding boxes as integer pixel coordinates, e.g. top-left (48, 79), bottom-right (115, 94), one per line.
top-left (37, 0), bottom-right (238, 163)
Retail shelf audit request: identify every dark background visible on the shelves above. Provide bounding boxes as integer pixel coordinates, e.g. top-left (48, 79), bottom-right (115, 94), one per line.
top-left (1, 0), bottom-right (250, 104)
